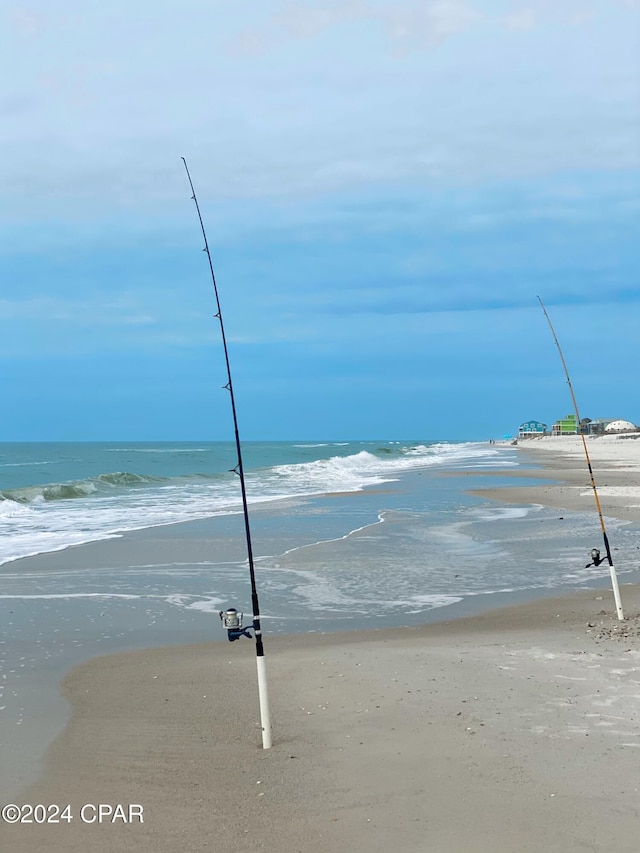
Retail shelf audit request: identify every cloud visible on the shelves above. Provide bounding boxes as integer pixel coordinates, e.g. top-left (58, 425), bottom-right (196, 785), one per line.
top-left (381, 0), bottom-right (481, 54)
top-left (229, 0), bottom-right (481, 57)
top-left (275, 0), bottom-right (372, 38)
top-left (1, 0), bottom-right (639, 227)
top-left (503, 8), bottom-right (538, 31)
top-left (227, 0), bottom-right (372, 56)
top-left (0, 294), bottom-right (156, 326)
top-left (7, 7), bottom-right (41, 37)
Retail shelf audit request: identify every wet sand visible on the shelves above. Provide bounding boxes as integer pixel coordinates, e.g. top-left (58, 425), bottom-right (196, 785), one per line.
top-left (471, 434), bottom-right (640, 523)
top-left (2, 587), bottom-right (640, 853)
top-left (3, 434), bottom-right (640, 852)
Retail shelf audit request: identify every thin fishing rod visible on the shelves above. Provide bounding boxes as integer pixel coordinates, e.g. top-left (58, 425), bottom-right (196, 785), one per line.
top-left (537, 295), bottom-right (624, 620)
top-left (182, 157), bottom-right (272, 746)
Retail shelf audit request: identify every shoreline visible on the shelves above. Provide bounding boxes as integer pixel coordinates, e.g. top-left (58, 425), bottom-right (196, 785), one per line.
top-left (3, 435), bottom-right (640, 849)
top-left (3, 584), bottom-right (640, 852)
top-left (469, 434), bottom-right (640, 524)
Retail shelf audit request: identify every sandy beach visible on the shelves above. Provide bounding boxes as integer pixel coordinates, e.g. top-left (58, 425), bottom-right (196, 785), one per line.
top-left (472, 434), bottom-right (640, 523)
top-left (2, 434), bottom-right (640, 852)
top-left (2, 589), bottom-right (640, 853)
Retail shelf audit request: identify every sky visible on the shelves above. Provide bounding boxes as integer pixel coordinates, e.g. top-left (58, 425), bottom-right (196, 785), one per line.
top-left (1, 0), bottom-right (639, 441)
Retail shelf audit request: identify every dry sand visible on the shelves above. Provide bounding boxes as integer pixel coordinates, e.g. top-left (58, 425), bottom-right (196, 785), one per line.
top-left (472, 433), bottom-right (640, 523)
top-left (3, 434), bottom-right (640, 853)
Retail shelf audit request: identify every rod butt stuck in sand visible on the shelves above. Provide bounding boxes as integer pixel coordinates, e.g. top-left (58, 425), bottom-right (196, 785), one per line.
top-left (256, 655), bottom-right (272, 749)
top-left (182, 157), bottom-right (273, 747)
top-left (537, 296), bottom-right (624, 621)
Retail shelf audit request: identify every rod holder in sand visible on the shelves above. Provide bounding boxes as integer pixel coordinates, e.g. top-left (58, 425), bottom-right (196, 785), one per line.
top-left (538, 296), bottom-right (624, 621)
top-left (184, 157), bottom-right (273, 747)
top-left (218, 609), bottom-right (272, 748)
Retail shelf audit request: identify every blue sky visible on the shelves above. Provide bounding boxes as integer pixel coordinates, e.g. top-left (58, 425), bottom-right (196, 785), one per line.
top-left (1, 0), bottom-right (639, 441)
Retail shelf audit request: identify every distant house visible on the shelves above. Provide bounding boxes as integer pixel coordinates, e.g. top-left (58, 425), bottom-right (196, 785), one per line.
top-left (548, 415), bottom-right (638, 436)
top-left (518, 420), bottom-right (547, 438)
top-left (605, 419), bottom-right (638, 434)
top-left (577, 418), bottom-right (637, 435)
top-left (583, 418), bottom-right (614, 435)
top-left (551, 414), bottom-right (578, 435)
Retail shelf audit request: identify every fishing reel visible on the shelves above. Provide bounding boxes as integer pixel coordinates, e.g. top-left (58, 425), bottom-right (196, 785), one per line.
top-left (585, 548), bottom-right (606, 568)
top-left (219, 608), bottom-right (253, 642)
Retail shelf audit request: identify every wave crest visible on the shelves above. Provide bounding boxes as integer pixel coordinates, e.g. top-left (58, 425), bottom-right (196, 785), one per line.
top-left (97, 472), bottom-right (162, 486)
top-left (1, 471), bottom-right (164, 504)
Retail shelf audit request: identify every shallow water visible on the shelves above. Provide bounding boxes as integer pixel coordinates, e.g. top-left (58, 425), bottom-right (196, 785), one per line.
top-left (2, 440), bottom-right (640, 800)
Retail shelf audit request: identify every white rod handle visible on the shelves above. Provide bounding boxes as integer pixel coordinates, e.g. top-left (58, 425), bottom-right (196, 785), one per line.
top-left (256, 655), bottom-right (272, 749)
top-left (609, 563), bottom-right (625, 621)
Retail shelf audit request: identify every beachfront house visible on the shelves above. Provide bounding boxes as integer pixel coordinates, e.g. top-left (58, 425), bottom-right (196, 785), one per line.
top-left (582, 418), bottom-right (614, 435)
top-left (518, 420), bottom-right (547, 438)
top-left (605, 419), bottom-right (639, 434)
top-left (576, 418), bottom-right (637, 435)
top-left (551, 414), bottom-right (578, 435)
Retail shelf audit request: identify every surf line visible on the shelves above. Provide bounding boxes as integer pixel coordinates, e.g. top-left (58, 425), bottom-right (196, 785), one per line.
top-left (182, 157), bottom-right (273, 747)
top-left (537, 295), bottom-right (624, 621)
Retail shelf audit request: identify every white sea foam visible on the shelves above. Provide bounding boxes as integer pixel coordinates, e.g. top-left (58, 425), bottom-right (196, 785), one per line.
top-left (184, 597), bottom-right (228, 613)
top-left (0, 593), bottom-right (141, 600)
top-left (0, 441), bottom-right (516, 567)
top-left (103, 447), bottom-right (211, 453)
top-left (468, 506), bottom-right (531, 522)
top-left (0, 499), bottom-right (31, 518)
top-left (398, 594), bottom-right (464, 613)
top-left (261, 443), bottom-right (509, 495)
top-left (0, 461), bottom-right (60, 467)
top-left (264, 451), bottom-right (395, 494)
top-left (294, 443), bottom-right (332, 448)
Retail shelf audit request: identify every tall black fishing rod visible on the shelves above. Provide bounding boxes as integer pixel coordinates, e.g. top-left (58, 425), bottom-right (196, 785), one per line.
top-left (182, 157), bottom-right (272, 747)
top-left (537, 295), bottom-right (624, 621)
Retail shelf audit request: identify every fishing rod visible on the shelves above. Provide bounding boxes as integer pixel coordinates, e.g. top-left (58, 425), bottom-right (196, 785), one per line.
top-left (182, 157), bottom-right (272, 748)
top-left (537, 295), bottom-right (624, 621)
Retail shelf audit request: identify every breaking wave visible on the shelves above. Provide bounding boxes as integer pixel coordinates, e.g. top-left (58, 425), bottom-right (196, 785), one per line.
top-left (0, 441), bottom-right (518, 566)
top-left (0, 471), bottom-right (165, 504)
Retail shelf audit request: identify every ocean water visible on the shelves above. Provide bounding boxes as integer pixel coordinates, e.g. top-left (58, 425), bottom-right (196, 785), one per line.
top-left (2, 439), bottom-right (640, 633)
top-left (2, 439), bottom-right (640, 798)
top-left (0, 439), bottom-right (505, 565)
